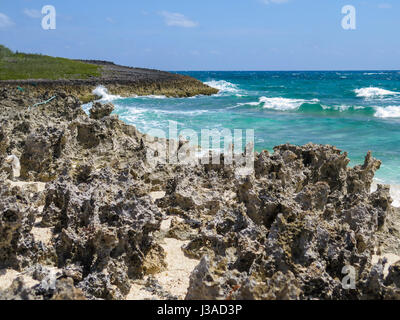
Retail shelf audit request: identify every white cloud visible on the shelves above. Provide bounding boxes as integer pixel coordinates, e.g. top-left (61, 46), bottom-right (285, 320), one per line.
top-left (23, 8), bottom-right (41, 18)
top-left (106, 17), bottom-right (114, 23)
top-left (261, 0), bottom-right (290, 4)
top-left (160, 11), bottom-right (198, 28)
top-left (0, 13), bottom-right (14, 28)
top-left (378, 3), bottom-right (392, 9)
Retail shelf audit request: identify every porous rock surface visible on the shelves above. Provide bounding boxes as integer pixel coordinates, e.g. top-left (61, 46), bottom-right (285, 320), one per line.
top-left (0, 87), bottom-right (399, 300)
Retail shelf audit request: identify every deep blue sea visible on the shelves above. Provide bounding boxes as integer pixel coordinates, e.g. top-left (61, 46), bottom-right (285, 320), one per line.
top-left (86, 71), bottom-right (400, 198)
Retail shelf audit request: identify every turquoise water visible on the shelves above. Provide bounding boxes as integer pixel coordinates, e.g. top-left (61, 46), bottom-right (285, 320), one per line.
top-left (92, 71), bottom-right (400, 185)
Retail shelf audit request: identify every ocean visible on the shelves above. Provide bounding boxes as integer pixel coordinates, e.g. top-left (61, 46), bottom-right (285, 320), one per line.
top-left (86, 71), bottom-right (400, 203)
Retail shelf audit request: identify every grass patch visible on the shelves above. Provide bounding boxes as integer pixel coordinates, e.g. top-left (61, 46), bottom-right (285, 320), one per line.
top-left (0, 45), bottom-right (101, 80)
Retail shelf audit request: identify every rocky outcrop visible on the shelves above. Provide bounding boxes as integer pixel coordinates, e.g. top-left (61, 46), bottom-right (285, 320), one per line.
top-left (89, 102), bottom-right (114, 120)
top-left (41, 171), bottom-right (163, 299)
top-left (0, 181), bottom-right (37, 270)
top-left (0, 60), bottom-right (218, 102)
top-left (180, 144), bottom-right (396, 300)
top-left (0, 275), bottom-right (86, 300)
top-left (0, 87), bottom-right (399, 300)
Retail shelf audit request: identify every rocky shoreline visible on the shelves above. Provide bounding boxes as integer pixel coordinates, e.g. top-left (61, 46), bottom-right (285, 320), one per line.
top-left (0, 61), bottom-right (218, 103)
top-left (1, 88), bottom-right (400, 300)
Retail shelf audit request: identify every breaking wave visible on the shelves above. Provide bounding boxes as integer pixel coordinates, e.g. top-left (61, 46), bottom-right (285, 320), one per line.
top-left (235, 97), bottom-right (320, 111)
top-left (232, 97), bottom-right (400, 119)
top-left (93, 86), bottom-right (170, 101)
top-left (374, 106), bottom-right (400, 118)
top-left (204, 80), bottom-right (240, 95)
top-left (260, 97), bottom-right (319, 110)
top-left (354, 87), bottom-right (399, 99)
top-left (92, 86), bottom-right (124, 101)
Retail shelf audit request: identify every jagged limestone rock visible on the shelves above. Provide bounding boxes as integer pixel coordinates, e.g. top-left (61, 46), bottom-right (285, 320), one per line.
top-left (89, 102), bottom-right (114, 120)
top-left (0, 87), bottom-right (398, 300)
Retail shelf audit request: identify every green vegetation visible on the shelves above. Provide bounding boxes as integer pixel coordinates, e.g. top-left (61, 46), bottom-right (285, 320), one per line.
top-left (0, 45), bottom-right (101, 80)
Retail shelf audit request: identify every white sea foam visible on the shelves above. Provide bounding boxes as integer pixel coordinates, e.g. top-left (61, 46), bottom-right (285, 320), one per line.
top-left (374, 106), bottom-right (400, 118)
top-left (390, 187), bottom-right (400, 207)
top-left (324, 105), bottom-right (366, 112)
top-left (92, 85), bottom-right (171, 101)
top-left (137, 95), bottom-right (167, 99)
top-left (354, 87), bottom-right (399, 99)
top-left (204, 80), bottom-right (239, 94)
top-left (246, 101), bottom-right (262, 106)
top-left (322, 104), bottom-right (351, 112)
top-left (363, 72), bottom-right (387, 75)
top-left (232, 97), bottom-right (319, 110)
top-left (92, 85), bottom-right (124, 101)
top-left (232, 101), bottom-right (262, 108)
top-left (259, 97), bottom-right (319, 111)
top-left (155, 109), bottom-right (209, 116)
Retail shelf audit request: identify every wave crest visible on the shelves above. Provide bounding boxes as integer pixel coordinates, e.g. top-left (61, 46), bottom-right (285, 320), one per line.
top-left (93, 85), bottom-right (123, 101)
top-left (236, 97), bottom-right (319, 111)
top-left (260, 97), bottom-right (320, 111)
top-left (374, 106), bottom-right (400, 118)
top-left (354, 87), bottom-right (399, 99)
top-left (204, 80), bottom-right (239, 94)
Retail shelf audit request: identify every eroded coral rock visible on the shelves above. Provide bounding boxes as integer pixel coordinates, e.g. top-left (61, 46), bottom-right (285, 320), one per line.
top-left (0, 88), bottom-right (399, 300)
top-left (89, 102), bottom-right (114, 120)
top-left (41, 170), bottom-right (163, 299)
top-left (0, 182), bottom-right (36, 270)
top-left (182, 144), bottom-right (395, 300)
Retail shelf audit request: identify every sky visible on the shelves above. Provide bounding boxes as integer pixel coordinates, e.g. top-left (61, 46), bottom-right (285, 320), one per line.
top-left (0, 0), bottom-right (399, 70)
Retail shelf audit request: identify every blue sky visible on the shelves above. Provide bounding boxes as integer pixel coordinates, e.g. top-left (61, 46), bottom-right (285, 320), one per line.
top-left (0, 0), bottom-right (399, 70)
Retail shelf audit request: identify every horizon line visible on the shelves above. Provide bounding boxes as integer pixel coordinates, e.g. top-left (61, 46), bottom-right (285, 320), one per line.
top-left (170, 69), bottom-right (400, 72)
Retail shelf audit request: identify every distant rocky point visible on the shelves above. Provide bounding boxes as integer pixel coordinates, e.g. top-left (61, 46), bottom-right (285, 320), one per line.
top-left (0, 46), bottom-right (218, 102)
